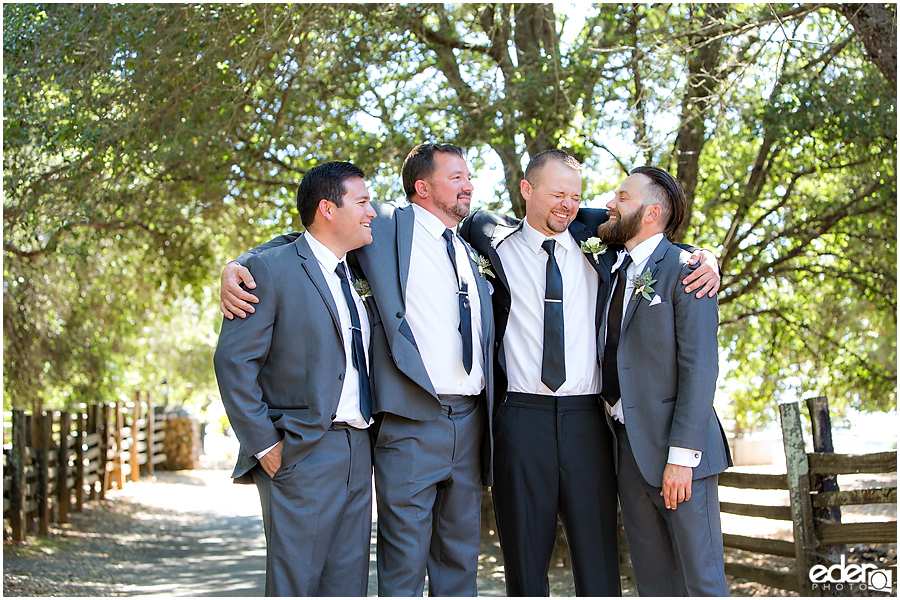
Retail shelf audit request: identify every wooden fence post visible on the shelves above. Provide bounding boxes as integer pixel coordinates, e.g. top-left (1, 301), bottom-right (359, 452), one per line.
top-left (99, 403), bottom-right (111, 499)
top-left (114, 401), bottom-right (124, 489)
top-left (57, 411), bottom-right (71, 524)
top-left (25, 413), bottom-right (34, 534)
top-left (131, 393), bottom-right (141, 483)
top-left (9, 409), bottom-right (27, 542)
top-left (36, 411), bottom-right (51, 535)
top-left (779, 400), bottom-right (818, 596)
top-left (75, 410), bottom-right (86, 511)
top-left (146, 392), bottom-right (155, 477)
top-left (805, 396), bottom-right (844, 567)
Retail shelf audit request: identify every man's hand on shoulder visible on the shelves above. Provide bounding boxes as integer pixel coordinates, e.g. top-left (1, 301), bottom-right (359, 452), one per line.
top-left (220, 261), bottom-right (259, 320)
top-left (683, 249), bottom-right (720, 298)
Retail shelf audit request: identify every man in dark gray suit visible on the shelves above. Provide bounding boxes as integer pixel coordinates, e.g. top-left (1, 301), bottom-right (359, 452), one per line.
top-left (599, 166), bottom-right (732, 596)
top-left (460, 151), bottom-right (720, 596)
top-left (214, 162), bottom-right (377, 596)
top-left (220, 144), bottom-right (494, 596)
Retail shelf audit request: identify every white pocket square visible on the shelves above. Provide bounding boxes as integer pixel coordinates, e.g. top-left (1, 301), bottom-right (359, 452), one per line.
top-left (648, 294), bottom-right (663, 306)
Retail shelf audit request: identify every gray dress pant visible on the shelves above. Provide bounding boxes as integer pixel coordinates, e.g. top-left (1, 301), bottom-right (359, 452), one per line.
top-left (252, 426), bottom-right (372, 597)
top-left (615, 423), bottom-right (729, 596)
top-left (373, 394), bottom-right (485, 596)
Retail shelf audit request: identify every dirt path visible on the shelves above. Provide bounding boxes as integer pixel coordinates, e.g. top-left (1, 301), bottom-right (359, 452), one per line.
top-left (5, 464), bottom-right (894, 597)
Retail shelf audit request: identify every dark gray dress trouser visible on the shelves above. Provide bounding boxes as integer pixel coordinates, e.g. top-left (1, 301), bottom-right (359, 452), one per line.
top-left (252, 426), bottom-right (372, 597)
top-left (615, 423), bottom-right (729, 597)
top-left (374, 394), bottom-right (485, 597)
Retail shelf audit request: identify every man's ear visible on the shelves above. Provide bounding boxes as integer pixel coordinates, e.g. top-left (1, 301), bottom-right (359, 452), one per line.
top-left (520, 179), bottom-right (533, 201)
top-left (644, 203), bottom-right (662, 224)
top-left (317, 199), bottom-right (333, 221)
top-left (414, 180), bottom-right (429, 199)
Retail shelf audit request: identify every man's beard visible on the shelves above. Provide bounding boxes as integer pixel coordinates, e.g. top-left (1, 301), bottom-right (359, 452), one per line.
top-left (597, 207), bottom-right (643, 245)
top-left (436, 194), bottom-right (471, 224)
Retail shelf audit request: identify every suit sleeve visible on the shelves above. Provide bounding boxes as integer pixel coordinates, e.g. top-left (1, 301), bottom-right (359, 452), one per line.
top-left (668, 261), bottom-right (720, 452)
top-left (213, 255), bottom-right (282, 456)
top-left (233, 232), bottom-right (301, 265)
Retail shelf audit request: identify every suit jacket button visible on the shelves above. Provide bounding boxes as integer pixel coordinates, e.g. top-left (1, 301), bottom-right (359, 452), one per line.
top-left (338, 373), bottom-right (344, 380)
top-left (331, 414), bottom-right (337, 420)
top-left (396, 311), bottom-right (404, 319)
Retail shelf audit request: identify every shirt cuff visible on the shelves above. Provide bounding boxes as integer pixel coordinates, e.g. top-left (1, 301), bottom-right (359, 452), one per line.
top-left (255, 441), bottom-right (279, 460)
top-left (668, 446), bottom-right (701, 468)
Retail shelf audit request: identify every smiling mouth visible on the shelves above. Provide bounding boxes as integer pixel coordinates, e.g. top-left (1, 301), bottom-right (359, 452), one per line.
top-left (551, 210), bottom-right (569, 220)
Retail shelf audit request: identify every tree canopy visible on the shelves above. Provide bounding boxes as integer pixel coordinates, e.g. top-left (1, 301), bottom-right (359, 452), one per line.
top-left (4, 3), bottom-right (895, 427)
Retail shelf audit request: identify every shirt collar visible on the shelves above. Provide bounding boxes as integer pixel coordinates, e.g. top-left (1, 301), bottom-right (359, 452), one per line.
top-left (412, 203), bottom-right (453, 240)
top-left (520, 218), bottom-right (576, 255)
top-left (304, 231), bottom-right (344, 275)
top-left (622, 233), bottom-right (664, 272)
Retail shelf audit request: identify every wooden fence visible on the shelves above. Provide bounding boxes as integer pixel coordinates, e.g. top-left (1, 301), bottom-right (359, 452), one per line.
top-left (3, 391), bottom-right (166, 542)
top-left (716, 396), bottom-right (896, 595)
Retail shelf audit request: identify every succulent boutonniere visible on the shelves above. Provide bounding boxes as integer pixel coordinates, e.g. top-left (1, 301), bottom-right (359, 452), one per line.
top-left (580, 237), bottom-right (608, 261)
top-left (473, 252), bottom-right (495, 279)
top-left (352, 278), bottom-right (372, 304)
top-left (630, 269), bottom-right (657, 301)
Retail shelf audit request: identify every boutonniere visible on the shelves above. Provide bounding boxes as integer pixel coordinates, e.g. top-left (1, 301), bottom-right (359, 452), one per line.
top-left (630, 268), bottom-right (657, 301)
top-left (472, 252), bottom-right (495, 279)
top-left (580, 237), bottom-right (607, 261)
top-left (352, 278), bottom-right (372, 304)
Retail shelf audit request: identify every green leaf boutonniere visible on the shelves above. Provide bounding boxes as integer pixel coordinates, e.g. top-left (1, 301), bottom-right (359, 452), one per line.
top-left (352, 278), bottom-right (372, 304)
top-left (630, 268), bottom-right (657, 301)
top-left (580, 236), bottom-right (608, 261)
top-left (474, 253), bottom-right (495, 279)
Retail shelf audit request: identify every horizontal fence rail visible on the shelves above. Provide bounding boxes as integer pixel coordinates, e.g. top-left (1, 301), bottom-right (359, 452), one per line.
top-left (3, 392), bottom-right (167, 542)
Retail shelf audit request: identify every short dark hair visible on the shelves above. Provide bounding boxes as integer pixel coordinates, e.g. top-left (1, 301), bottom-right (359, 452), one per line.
top-left (524, 149), bottom-right (582, 182)
top-left (401, 143), bottom-right (466, 200)
top-left (629, 166), bottom-right (686, 236)
top-left (296, 161), bottom-right (366, 229)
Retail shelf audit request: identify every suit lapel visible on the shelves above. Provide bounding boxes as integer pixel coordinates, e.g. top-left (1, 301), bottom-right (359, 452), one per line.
top-left (395, 205), bottom-right (415, 302)
top-left (621, 238), bottom-right (671, 334)
top-left (295, 234), bottom-right (343, 339)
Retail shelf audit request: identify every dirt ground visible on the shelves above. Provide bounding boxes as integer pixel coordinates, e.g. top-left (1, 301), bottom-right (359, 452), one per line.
top-left (3, 463), bottom-right (896, 597)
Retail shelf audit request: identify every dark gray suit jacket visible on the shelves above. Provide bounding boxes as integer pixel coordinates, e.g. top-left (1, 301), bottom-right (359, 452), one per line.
top-left (214, 234), bottom-right (351, 483)
top-left (237, 202), bottom-right (497, 486)
top-left (601, 237), bottom-right (732, 487)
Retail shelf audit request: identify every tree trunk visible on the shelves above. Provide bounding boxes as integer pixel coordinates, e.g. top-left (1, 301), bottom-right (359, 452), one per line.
top-left (834, 4), bottom-right (896, 89)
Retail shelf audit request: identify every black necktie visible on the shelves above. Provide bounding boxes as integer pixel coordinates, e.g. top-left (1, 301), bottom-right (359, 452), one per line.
top-left (601, 254), bottom-right (632, 406)
top-left (443, 228), bottom-right (473, 374)
top-left (335, 262), bottom-right (372, 421)
top-left (541, 239), bottom-right (566, 391)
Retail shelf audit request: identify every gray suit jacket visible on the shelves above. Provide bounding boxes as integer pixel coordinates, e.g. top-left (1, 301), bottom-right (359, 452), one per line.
top-left (601, 237), bottom-right (732, 487)
top-left (237, 202), bottom-right (497, 486)
top-left (214, 234), bottom-right (351, 483)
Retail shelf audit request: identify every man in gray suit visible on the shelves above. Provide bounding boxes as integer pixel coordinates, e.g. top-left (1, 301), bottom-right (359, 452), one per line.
top-left (214, 162), bottom-right (377, 596)
top-left (220, 144), bottom-right (494, 596)
top-left (599, 166), bottom-right (732, 596)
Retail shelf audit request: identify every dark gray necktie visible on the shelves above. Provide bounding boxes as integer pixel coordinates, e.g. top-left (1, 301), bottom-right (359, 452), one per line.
top-left (541, 239), bottom-right (565, 391)
top-left (335, 262), bottom-right (372, 421)
top-left (601, 254), bottom-right (632, 406)
top-left (442, 228), bottom-right (473, 374)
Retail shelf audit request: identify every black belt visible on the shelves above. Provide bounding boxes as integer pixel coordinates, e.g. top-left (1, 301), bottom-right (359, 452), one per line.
top-left (505, 392), bottom-right (601, 408)
top-left (329, 421), bottom-right (356, 431)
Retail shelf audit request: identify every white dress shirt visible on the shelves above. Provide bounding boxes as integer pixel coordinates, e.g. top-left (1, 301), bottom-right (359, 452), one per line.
top-left (496, 219), bottom-right (600, 396)
top-left (405, 204), bottom-right (485, 396)
top-left (256, 232), bottom-right (371, 459)
top-left (603, 233), bottom-right (701, 468)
